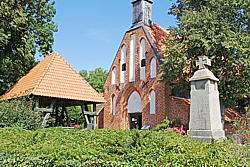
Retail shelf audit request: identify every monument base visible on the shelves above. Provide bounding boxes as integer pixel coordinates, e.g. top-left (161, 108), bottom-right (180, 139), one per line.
top-left (188, 130), bottom-right (225, 143)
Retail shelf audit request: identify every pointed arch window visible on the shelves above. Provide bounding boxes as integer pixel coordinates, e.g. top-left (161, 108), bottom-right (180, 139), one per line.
top-left (112, 67), bottom-right (117, 84)
top-left (140, 39), bottom-right (146, 80)
top-left (111, 95), bottom-right (116, 116)
top-left (150, 90), bottom-right (156, 115)
top-left (120, 45), bottom-right (126, 83)
top-left (150, 58), bottom-right (156, 78)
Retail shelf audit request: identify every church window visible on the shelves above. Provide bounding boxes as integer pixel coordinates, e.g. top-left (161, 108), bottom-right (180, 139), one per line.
top-left (129, 34), bottom-right (136, 82)
top-left (120, 45), bottom-right (126, 83)
top-left (122, 64), bottom-right (126, 71)
top-left (112, 67), bottom-right (117, 84)
top-left (111, 95), bottom-right (116, 116)
top-left (150, 58), bottom-right (156, 78)
top-left (140, 39), bottom-right (146, 80)
top-left (150, 90), bottom-right (156, 115)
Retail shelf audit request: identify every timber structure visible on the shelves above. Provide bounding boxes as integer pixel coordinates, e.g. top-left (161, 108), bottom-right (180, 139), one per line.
top-left (0, 52), bottom-right (105, 129)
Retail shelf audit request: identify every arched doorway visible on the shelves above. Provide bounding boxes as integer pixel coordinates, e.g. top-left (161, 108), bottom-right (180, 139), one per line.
top-left (128, 91), bottom-right (142, 129)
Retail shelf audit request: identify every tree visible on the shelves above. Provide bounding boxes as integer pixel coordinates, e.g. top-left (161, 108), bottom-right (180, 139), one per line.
top-left (79, 68), bottom-right (108, 93)
top-left (0, 0), bottom-right (57, 95)
top-left (162, 0), bottom-right (250, 108)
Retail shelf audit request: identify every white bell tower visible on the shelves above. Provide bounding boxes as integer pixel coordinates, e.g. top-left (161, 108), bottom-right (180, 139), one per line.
top-left (132, 0), bottom-right (153, 27)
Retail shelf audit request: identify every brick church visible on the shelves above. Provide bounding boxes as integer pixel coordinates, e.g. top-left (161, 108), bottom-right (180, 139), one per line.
top-left (100, 0), bottom-right (191, 130)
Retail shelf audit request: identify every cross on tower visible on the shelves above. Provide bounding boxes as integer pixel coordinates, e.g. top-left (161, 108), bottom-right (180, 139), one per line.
top-left (196, 56), bottom-right (211, 69)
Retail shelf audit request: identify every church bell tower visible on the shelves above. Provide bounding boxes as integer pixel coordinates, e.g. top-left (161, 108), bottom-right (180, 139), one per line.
top-left (132, 0), bottom-right (153, 27)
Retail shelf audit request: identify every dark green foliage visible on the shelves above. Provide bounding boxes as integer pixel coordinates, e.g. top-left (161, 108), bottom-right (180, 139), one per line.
top-left (0, 128), bottom-right (249, 166)
top-left (154, 118), bottom-right (171, 131)
top-left (79, 67), bottom-right (108, 93)
top-left (67, 106), bottom-right (84, 125)
top-left (0, 0), bottom-right (57, 95)
top-left (0, 98), bottom-right (42, 130)
top-left (162, 0), bottom-right (250, 107)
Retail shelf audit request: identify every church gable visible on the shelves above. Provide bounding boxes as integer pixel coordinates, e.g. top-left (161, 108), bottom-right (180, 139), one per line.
top-left (104, 26), bottom-right (165, 88)
top-left (102, 0), bottom-right (173, 130)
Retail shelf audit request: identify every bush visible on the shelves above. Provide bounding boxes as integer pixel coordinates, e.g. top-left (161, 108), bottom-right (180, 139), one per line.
top-left (0, 128), bottom-right (248, 166)
top-left (154, 118), bottom-right (171, 131)
top-left (67, 106), bottom-right (84, 125)
top-left (0, 98), bottom-right (42, 130)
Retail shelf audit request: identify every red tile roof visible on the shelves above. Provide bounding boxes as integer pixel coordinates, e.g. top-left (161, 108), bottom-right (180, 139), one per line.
top-left (146, 24), bottom-right (169, 57)
top-left (225, 108), bottom-right (242, 122)
top-left (0, 53), bottom-right (105, 103)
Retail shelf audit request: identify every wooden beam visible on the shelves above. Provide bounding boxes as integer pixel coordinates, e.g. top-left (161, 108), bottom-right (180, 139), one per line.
top-left (84, 111), bottom-right (98, 116)
top-left (34, 99), bottom-right (55, 113)
top-left (93, 116), bottom-right (97, 129)
top-left (84, 103), bottom-right (88, 111)
top-left (64, 106), bottom-right (69, 126)
top-left (93, 103), bottom-right (96, 112)
top-left (59, 107), bottom-right (65, 126)
top-left (40, 99), bottom-right (56, 129)
top-left (55, 106), bottom-right (59, 126)
top-left (81, 105), bottom-right (89, 125)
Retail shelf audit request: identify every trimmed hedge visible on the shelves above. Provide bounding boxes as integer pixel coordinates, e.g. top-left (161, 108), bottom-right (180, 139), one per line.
top-left (0, 98), bottom-right (42, 130)
top-left (0, 128), bottom-right (249, 166)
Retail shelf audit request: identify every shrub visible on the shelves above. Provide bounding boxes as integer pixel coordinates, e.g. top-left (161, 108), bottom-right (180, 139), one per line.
top-left (154, 118), bottom-right (171, 131)
top-left (67, 106), bottom-right (84, 125)
top-left (0, 128), bottom-right (248, 166)
top-left (0, 98), bottom-right (42, 130)
top-left (169, 118), bottom-right (183, 127)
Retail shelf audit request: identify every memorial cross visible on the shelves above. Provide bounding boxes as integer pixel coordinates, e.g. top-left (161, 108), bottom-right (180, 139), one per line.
top-left (196, 56), bottom-right (211, 69)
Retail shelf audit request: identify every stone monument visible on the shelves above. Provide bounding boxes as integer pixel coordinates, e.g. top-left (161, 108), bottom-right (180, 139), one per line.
top-left (188, 56), bottom-right (225, 143)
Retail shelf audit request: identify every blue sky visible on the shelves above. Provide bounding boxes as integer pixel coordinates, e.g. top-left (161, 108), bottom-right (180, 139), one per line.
top-left (42, 0), bottom-right (177, 72)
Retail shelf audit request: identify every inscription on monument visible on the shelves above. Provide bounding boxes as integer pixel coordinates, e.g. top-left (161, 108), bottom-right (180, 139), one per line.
top-left (195, 80), bottom-right (206, 90)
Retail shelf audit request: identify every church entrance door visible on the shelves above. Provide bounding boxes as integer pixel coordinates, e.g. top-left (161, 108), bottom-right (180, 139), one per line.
top-left (129, 113), bottom-right (142, 129)
top-left (127, 91), bottom-right (142, 129)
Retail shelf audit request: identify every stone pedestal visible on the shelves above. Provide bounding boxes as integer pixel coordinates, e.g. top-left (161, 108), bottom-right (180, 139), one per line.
top-left (188, 56), bottom-right (225, 143)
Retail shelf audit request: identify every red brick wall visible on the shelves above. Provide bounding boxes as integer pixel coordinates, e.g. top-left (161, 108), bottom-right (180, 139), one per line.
top-left (167, 97), bottom-right (190, 125)
top-left (102, 27), bottom-right (174, 129)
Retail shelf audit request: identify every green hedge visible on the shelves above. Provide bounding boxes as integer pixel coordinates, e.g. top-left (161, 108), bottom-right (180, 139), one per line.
top-left (0, 128), bottom-right (248, 167)
top-left (0, 98), bottom-right (42, 130)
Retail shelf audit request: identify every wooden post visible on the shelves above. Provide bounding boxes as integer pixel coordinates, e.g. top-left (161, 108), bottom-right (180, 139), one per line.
top-left (93, 116), bottom-right (97, 129)
top-left (60, 107), bottom-right (65, 126)
top-left (93, 103), bottom-right (97, 129)
top-left (93, 103), bottom-right (96, 112)
top-left (64, 106), bottom-right (70, 126)
top-left (55, 106), bottom-right (59, 126)
top-left (81, 104), bottom-right (89, 125)
top-left (34, 97), bottom-right (39, 109)
top-left (85, 103), bottom-right (88, 111)
top-left (41, 99), bottom-right (55, 129)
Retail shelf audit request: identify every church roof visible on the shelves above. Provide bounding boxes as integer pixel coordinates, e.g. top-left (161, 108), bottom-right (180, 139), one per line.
top-left (0, 52), bottom-right (105, 103)
top-left (224, 108), bottom-right (242, 122)
top-left (145, 24), bottom-right (169, 57)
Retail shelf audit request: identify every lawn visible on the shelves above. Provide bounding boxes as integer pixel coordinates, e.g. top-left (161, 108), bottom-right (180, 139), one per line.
top-left (0, 128), bottom-right (248, 167)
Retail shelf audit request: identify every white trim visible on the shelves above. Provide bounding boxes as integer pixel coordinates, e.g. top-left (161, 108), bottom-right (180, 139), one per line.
top-left (150, 58), bottom-right (156, 78)
top-left (112, 96), bottom-right (116, 116)
top-left (150, 90), bottom-right (156, 115)
top-left (120, 45), bottom-right (126, 83)
top-left (129, 34), bottom-right (136, 82)
top-left (140, 39), bottom-right (146, 80)
top-left (112, 67), bottom-right (117, 84)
